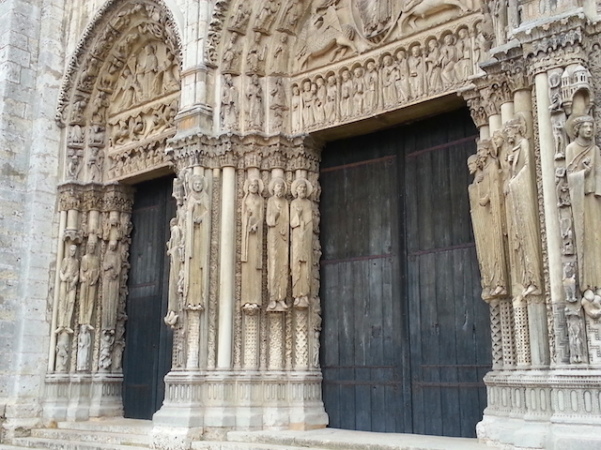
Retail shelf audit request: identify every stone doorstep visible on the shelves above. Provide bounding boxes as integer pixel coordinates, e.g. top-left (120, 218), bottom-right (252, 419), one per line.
top-left (55, 418), bottom-right (153, 435)
top-left (31, 427), bottom-right (151, 446)
top-left (9, 437), bottom-right (150, 450)
top-left (223, 429), bottom-right (496, 450)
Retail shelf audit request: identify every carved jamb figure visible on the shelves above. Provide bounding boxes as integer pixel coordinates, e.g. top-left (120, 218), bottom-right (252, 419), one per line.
top-left (185, 174), bottom-right (210, 308)
top-left (101, 240), bottom-right (121, 332)
top-left (241, 178), bottom-right (265, 309)
top-left (79, 239), bottom-right (100, 330)
top-left (504, 117), bottom-right (542, 299)
top-left (266, 177), bottom-right (289, 311)
top-left (468, 143), bottom-right (507, 300)
top-left (57, 244), bottom-right (80, 334)
top-left (165, 216), bottom-right (184, 327)
top-left (290, 178), bottom-right (314, 309)
top-left (566, 116), bottom-right (601, 301)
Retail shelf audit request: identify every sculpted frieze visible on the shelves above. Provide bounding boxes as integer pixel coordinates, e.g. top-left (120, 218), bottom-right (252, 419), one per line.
top-left (289, 19), bottom-right (483, 133)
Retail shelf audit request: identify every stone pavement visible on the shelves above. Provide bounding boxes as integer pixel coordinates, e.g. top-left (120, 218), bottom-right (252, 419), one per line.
top-left (0, 418), bottom-right (499, 450)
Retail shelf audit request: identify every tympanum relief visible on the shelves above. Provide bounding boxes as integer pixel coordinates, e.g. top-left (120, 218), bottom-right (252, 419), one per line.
top-left (59, 1), bottom-right (181, 184)
top-left (213, 0), bottom-right (494, 136)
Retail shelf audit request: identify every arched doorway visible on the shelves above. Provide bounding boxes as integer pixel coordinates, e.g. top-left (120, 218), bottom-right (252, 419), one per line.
top-left (320, 109), bottom-right (491, 437)
top-left (45, 0), bottom-right (182, 422)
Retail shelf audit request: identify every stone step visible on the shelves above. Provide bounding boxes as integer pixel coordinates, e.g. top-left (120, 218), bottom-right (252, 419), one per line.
top-left (223, 429), bottom-right (495, 450)
top-left (55, 418), bottom-right (152, 435)
top-left (0, 445), bottom-right (38, 450)
top-left (11, 437), bottom-right (149, 450)
top-left (30, 427), bottom-right (151, 446)
top-left (194, 443), bottom-right (332, 450)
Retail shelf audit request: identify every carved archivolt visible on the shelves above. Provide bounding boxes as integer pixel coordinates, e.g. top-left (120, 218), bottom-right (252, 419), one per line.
top-left (210, 0), bottom-right (493, 136)
top-left (58, 0), bottom-right (181, 184)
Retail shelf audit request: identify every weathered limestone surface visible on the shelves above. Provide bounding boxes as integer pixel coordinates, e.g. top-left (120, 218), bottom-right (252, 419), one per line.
top-left (3, 1), bottom-right (601, 450)
top-left (0, 0), bottom-right (65, 439)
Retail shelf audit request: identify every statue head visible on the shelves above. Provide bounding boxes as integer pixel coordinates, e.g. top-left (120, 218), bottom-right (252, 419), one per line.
top-left (269, 177), bottom-right (287, 198)
top-left (190, 175), bottom-right (204, 193)
top-left (69, 244), bottom-right (77, 257)
top-left (86, 240), bottom-right (96, 254)
top-left (467, 154), bottom-right (478, 175)
top-left (292, 178), bottom-right (313, 199)
top-left (572, 115), bottom-right (595, 140)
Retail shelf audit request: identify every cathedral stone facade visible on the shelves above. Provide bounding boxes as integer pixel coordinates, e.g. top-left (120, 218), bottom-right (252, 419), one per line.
top-left (2, 0), bottom-right (601, 449)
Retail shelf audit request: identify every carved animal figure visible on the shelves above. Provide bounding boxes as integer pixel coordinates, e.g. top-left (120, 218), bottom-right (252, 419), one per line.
top-left (298, 0), bottom-right (358, 70)
top-left (400, 0), bottom-right (469, 32)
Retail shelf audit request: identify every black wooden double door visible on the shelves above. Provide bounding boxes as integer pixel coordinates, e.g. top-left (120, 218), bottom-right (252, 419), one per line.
top-left (320, 110), bottom-right (491, 437)
top-left (123, 176), bottom-right (175, 419)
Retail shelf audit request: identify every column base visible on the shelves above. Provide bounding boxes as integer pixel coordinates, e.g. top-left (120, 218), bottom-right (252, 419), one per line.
top-left (66, 374), bottom-right (92, 421)
top-left (478, 369), bottom-right (601, 449)
top-left (42, 374), bottom-right (70, 423)
top-left (153, 369), bottom-right (328, 441)
top-left (89, 373), bottom-right (123, 418)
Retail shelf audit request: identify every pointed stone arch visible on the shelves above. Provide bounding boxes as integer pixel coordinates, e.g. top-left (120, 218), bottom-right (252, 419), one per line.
top-left (56, 0), bottom-right (183, 183)
top-left (44, 0), bottom-right (185, 423)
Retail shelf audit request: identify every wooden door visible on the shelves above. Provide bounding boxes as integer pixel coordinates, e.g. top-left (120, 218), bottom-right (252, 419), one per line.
top-left (320, 110), bottom-right (491, 437)
top-left (123, 176), bottom-right (175, 420)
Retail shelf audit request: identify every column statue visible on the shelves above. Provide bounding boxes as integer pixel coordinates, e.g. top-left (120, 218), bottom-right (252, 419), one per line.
top-left (78, 239), bottom-right (100, 329)
top-left (504, 117), bottom-right (542, 299)
top-left (101, 240), bottom-right (121, 331)
top-left (241, 178), bottom-right (265, 309)
top-left (185, 174), bottom-right (209, 309)
top-left (57, 244), bottom-right (80, 334)
top-left (566, 116), bottom-right (601, 298)
top-left (266, 177), bottom-right (289, 311)
top-left (290, 178), bottom-right (314, 308)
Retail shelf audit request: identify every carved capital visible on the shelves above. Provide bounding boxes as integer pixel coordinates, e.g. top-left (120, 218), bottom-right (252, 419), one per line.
top-left (58, 183), bottom-right (83, 211)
